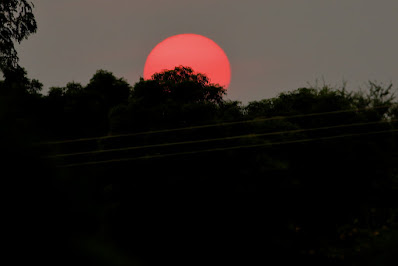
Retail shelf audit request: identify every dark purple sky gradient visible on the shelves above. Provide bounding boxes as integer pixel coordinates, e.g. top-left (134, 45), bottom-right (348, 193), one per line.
top-left (18, 0), bottom-right (398, 103)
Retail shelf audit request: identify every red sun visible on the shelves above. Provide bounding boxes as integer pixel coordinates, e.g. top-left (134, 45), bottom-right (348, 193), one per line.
top-left (144, 33), bottom-right (231, 89)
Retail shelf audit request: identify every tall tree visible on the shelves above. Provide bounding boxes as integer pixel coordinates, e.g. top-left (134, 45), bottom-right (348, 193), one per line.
top-left (133, 66), bottom-right (226, 105)
top-left (0, 0), bottom-right (37, 71)
top-left (86, 69), bottom-right (131, 109)
top-left (110, 66), bottom-right (226, 132)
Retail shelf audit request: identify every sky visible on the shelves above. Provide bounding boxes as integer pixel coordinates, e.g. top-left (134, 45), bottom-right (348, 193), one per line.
top-left (18, 0), bottom-right (398, 104)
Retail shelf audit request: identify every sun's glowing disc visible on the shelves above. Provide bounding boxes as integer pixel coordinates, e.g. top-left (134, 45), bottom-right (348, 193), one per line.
top-left (144, 33), bottom-right (231, 89)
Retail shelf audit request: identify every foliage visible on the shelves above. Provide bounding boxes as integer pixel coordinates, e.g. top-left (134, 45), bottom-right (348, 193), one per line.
top-left (109, 66), bottom-right (226, 133)
top-left (0, 65), bottom-right (42, 95)
top-left (0, 0), bottom-right (37, 71)
top-left (2, 60), bottom-right (398, 265)
top-left (246, 87), bottom-right (354, 118)
top-left (0, 66), bottom-right (43, 139)
top-left (86, 70), bottom-right (131, 109)
top-left (44, 70), bottom-right (131, 139)
top-left (133, 66), bottom-right (226, 104)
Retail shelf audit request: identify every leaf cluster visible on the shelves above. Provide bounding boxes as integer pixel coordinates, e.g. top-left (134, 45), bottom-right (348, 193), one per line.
top-left (133, 66), bottom-right (226, 105)
top-left (0, 0), bottom-right (37, 70)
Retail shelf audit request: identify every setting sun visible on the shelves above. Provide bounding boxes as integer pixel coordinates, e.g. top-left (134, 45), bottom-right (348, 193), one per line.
top-left (143, 33), bottom-right (231, 89)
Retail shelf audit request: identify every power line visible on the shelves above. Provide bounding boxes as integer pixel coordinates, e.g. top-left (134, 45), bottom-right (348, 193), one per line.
top-left (40, 104), bottom-right (397, 145)
top-left (59, 128), bottom-right (398, 168)
top-left (50, 119), bottom-right (398, 158)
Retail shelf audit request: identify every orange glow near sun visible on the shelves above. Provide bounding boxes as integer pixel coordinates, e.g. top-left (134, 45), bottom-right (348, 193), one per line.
top-left (144, 34), bottom-right (231, 89)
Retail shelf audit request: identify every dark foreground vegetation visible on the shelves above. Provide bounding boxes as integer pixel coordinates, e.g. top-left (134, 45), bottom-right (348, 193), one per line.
top-left (1, 1), bottom-right (398, 265)
top-left (2, 65), bottom-right (398, 265)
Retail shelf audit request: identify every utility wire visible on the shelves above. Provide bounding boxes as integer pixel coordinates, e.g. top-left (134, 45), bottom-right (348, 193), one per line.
top-left (50, 119), bottom-right (398, 158)
top-left (40, 104), bottom-right (397, 145)
top-left (59, 128), bottom-right (398, 168)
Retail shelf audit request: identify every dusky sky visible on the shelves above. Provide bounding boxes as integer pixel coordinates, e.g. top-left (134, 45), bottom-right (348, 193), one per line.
top-left (18, 0), bottom-right (398, 103)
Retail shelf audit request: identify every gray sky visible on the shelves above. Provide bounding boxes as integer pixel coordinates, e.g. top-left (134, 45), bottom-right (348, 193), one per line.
top-left (18, 0), bottom-right (398, 103)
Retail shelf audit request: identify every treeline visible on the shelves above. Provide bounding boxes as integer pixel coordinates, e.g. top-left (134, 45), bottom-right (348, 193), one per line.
top-left (1, 66), bottom-right (397, 141)
top-left (2, 2), bottom-right (398, 264)
top-left (1, 66), bottom-right (398, 265)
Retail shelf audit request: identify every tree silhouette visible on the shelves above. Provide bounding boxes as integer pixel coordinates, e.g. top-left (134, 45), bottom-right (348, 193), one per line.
top-left (44, 70), bottom-right (131, 139)
top-left (0, 66), bottom-right (42, 95)
top-left (133, 66), bottom-right (226, 104)
top-left (86, 69), bottom-right (131, 109)
top-left (110, 66), bottom-right (226, 133)
top-left (1, 54), bottom-right (397, 265)
top-left (0, 67), bottom-right (43, 139)
top-left (0, 0), bottom-right (37, 71)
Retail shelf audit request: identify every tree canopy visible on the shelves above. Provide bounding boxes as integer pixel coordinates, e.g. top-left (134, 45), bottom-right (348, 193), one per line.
top-left (0, 0), bottom-right (37, 71)
top-left (107, 66), bottom-right (228, 132)
top-left (44, 70), bottom-right (131, 138)
top-left (1, 65), bottom-right (397, 265)
top-left (4, 2), bottom-right (397, 265)
top-left (132, 66), bottom-right (226, 105)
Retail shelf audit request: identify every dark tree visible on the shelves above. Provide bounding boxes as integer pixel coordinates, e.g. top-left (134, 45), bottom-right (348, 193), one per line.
top-left (132, 66), bottom-right (226, 105)
top-left (0, 65), bottom-right (42, 95)
top-left (86, 69), bottom-right (131, 109)
top-left (0, 2), bottom-right (40, 126)
top-left (0, 67), bottom-right (43, 132)
top-left (44, 70), bottom-right (131, 139)
top-left (0, 0), bottom-right (37, 71)
top-left (110, 66), bottom-right (226, 133)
